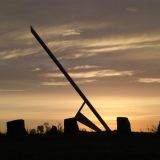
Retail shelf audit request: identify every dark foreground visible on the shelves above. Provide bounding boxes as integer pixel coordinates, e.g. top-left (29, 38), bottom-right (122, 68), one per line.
top-left (0, 132), bottom-right (160, 160)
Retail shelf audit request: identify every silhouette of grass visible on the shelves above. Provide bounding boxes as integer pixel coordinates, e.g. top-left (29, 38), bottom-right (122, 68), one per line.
top-left (1, 120), bottom-right (160, 160)
top-left (0, 132), bottom-right (159, 160)
top-left (27, 122), bottom-right (64, 135)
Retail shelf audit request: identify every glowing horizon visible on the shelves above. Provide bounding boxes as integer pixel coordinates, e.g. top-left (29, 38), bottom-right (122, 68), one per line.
top-left (0, 0), bottom-right (160, 133)
top-left (0, 93), bottom-right (159, 132)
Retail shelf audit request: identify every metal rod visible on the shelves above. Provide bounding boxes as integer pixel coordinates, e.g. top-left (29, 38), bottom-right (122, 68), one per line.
top-left (76, 112), bottom-right (101, 132)
top-left (75, 102), bottom-right (85, 118)
top-left (31, 26), bottom-right (111, 132)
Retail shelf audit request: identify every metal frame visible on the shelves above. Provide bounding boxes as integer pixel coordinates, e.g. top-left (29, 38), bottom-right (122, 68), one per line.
top-left (31, 26), bottom-right (111, 132)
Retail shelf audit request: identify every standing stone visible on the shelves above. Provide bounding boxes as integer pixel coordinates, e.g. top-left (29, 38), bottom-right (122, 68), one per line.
top-left (157, 121), bottom-right (160, 134)
top-left (64, 118), bottom-right (79, 134)
top-left (117, 117), bottom-right (131, 134)
top-left (7, 119), bottom-right (27, 136)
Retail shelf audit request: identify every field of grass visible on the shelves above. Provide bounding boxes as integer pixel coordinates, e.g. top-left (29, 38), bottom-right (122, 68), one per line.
top-left (0, 132), bottom-right (160, 160)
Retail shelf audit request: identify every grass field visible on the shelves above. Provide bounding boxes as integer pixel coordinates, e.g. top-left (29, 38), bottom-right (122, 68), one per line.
top-left (0, 132), bottom-right (160, 160)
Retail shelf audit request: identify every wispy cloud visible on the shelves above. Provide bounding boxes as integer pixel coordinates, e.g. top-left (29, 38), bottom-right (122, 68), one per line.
top-left (0, 48), bottom-right (39, 60)
top-left (41, 81), bottom-right (69, 86)
top-left (45, 69), bottom-right (134, 79)
top-left (32, 67), bottom-right (41, 72)
top-left (0, 89), bottom-right (24, 92)
top-left (125, 7), bottom-right (139, 13)
top-left (41, 79), bottom-right (96, 86)
top-left (88, 35), bottom-right (160, 47)
top-left (18, 33), bottom-right (33, 40)
top-left (85, 34), bottom-right (160, 53)
top-left (2, 23), bottom-right (159, 61)
top-left (68, 65), bottom-right (100, 70)
top-left (37, 22), bottom-right (111, 38)
top-left (62, 29), bottom-right (81, 37)
top-left (59, 52), bottom-right (97, 60)
top-left (47, 33), bottom-right (160, 60)
top-left (138, 78), bottom-right (160, 83)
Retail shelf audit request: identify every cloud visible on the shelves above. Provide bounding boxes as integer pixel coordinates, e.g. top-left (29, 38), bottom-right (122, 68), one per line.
top-left (41, 81), bottom-right (69, 86)
top-left (138, 78), bottom-right (160, 84)
top-left (38, 22), bottom-right (110, 38)
top-left (29, 23), bottom-right (83, 40)
top-left (41, 79), bottom-right (96, 86)
top-left (0, 89), bottom-right (24, 92)
top-left (0, 0), bottom-right (159, 98)
top-left (45, 69), bottom-right (134, 79)
top-left (0, 48), bottom-right (39, 60)
top-left (2, 32), bottom-right (160, 60)
top-left (68, 65), bottom-right (100, 70)
top-left (1, 21), bottom-right (159, 61)
top-left (59, 52), bottom-right (97, 60)
top-left (47, 33), bottom-right (160, 61)
top-left (86, 34), bottom-right (160, 47)
top-left (86, 43), bottom-right (154, 53)
top-left (18, 32), bottom-right (33, 41)
top-left (85, 34), bottom-right (160, 54)
top-left (125, 7), bottom-right (139, 13)
top-left (32, 67), bottom-right (41, 72)
top-left (62, 29), bottom-right (81, 37)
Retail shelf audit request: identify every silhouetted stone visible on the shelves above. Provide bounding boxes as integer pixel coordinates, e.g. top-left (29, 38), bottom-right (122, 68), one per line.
top-left (49, 125), bottom-right (58, 135)
top-left (117, 117), bottom-right (131, 134)
top-left (7, 119), bottom-right (27, 136)
top-left (64, 118), bottom-right (79, 134)
top-left (158, 121), bottom-right (160, 134)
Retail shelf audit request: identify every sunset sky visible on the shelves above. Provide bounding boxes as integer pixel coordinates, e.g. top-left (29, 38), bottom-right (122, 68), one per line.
top-left (0, 0), bottom-right (160, 132)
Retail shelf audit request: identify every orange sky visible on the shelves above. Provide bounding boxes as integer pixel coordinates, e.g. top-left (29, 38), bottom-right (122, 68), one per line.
top-left (0, 0), bottom-right (160, 132)
top-left (0, 93), bottom-right (159, 132)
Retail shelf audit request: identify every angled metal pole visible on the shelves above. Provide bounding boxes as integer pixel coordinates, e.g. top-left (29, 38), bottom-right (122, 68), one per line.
top-left (75, 112), bottom-right (101, 132)
top-left (31, 26), bottom-right (111, 132)
top-left (75, 102), bottom-right (85, 118)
